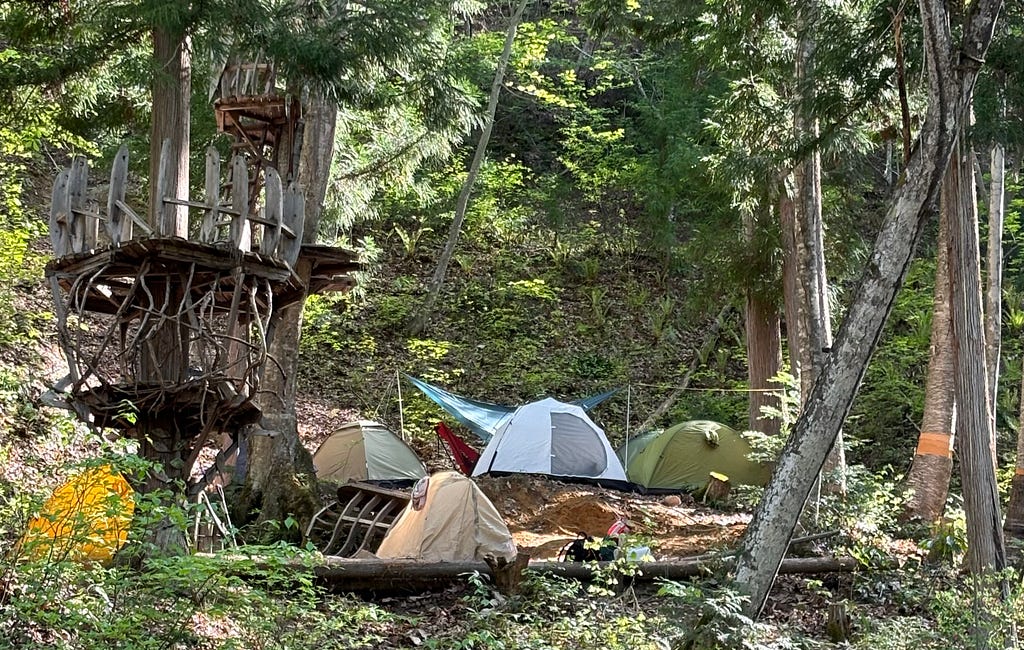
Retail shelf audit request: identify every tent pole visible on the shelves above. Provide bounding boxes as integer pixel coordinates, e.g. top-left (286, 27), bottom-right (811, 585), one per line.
top-left (397, 370), bottom-right (406, 441)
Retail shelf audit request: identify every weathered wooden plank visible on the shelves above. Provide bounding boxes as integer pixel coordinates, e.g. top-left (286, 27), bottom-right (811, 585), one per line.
top-left (230, 155), bottom-right (250, 251)
top-left (49, 169), bottom-right (72, 257)
top-left (116, 200), bottom-right (153, 235)
top-left (202, 147), bottom-right (221, 243)
top-left (106, 144), bottom-right (131, 244)
top-left (262, 167), bottom-right (283, 254)
top-left (280, 182), bottom-right (304, 266)
top-left (68, 156), bottom-right (89, 253)
top-left (156, 138), bottom-right (174, 236)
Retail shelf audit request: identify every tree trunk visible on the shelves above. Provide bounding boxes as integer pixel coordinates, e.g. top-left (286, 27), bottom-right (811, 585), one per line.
top-left (985, 142), bottom-right (1005, 430)
top-left (795, 0), bottom-right (845, 494)
top-left (733, 0), bottom-right (1003, 618)
top-left (126, 24), bottom-right (192, 555)
top-left (233, 91), bottom-right (338, 536)
top-left (903, 198), bottom-right (955, 522)
top-left (408, 0), bottom-right (529, 335)
top-left (948, 130), bottom-right (1011, 647)
top-left (780, 183), bottom-right (805, 389)
top-left (148, 28), bottom-right (190, 236)
top-left (744, 209), bottom-right (782, 437)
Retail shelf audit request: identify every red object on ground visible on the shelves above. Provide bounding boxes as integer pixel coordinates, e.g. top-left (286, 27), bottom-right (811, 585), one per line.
top-left (435, 421), bottom-right (481, 475)
top-left (607, 517), bottom-right (632, 536)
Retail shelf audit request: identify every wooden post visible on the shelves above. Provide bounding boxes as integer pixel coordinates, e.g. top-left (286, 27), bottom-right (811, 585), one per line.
top-left (230, 155), bottom-right (250, 251)
top-left (68, 156), bottom-right (89, 253)
top-left (201, 147), bottom-right (221, 243)
top-left (262, 167), bottom-right (283, 255)
top-left (280, 182), bottom-right (304, 266)
top-left (106, 145), bottom-right (131, 244)
top-left (49, 169), bottom-right (72, 257)
top-left (156, 138), bottom-right (172, 236)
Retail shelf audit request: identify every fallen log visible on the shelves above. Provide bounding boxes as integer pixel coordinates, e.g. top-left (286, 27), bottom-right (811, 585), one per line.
top-left (196, 552), bottom-right (859, 593)
top-left (307, 555), bottom-right (859, 592)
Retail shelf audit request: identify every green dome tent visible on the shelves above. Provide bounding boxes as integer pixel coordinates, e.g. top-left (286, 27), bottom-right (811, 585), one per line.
top-left (617, 420), bottom-right (771, 491)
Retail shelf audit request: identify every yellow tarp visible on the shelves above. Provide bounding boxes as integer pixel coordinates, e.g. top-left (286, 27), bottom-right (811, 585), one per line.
top-left (20, 465), bottom-right (135, 564)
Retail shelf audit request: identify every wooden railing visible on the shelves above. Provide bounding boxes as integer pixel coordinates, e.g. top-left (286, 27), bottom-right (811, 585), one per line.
top-left (48, 140), bottom-right (304, 266)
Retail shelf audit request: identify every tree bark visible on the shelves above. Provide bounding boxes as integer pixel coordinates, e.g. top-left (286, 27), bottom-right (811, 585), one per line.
top-left (234, 91), bottom-right (338, 535)
top-left (948, 130), bottom-right (1011, 648)
top-left (148, 28), bottom-right (190, 236)
top-left (744, 209), bottom-right (782, 437)
top-left (780, 184), bottom-right (805, 389)
top-left (948, 132), bottom-right (1004, 574)
top-left (985, 143), bottom-right (1005, 429)
top-left (408, 0), bottom-right (529, 335)
top-left (903, 198), bottom-right (955, 522)
top-left (795, 0), bottom-right (845, 493)
top-left (733, 0), bottom-right (1004, 618)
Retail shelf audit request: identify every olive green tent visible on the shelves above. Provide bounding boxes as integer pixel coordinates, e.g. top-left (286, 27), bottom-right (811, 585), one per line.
top-left (617, 420), bottom-right (771, 491)
top-left (312, 420), bottom-right (427, 485)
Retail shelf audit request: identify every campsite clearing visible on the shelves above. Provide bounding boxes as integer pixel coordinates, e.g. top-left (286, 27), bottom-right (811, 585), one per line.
top-left (294, 397), bottom-right (753, 561)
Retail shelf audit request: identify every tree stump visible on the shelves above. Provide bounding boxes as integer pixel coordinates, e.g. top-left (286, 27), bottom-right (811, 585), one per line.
top-left (826, 601), bottom-right (852, 643)
top-left (485, 551), bottom-right (530, 595)
top-left (703, 472), bottom-right (731, 503)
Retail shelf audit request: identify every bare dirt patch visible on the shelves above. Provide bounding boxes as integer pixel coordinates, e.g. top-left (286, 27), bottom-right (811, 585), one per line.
top-left (475, 474), bottom-right (751, 560)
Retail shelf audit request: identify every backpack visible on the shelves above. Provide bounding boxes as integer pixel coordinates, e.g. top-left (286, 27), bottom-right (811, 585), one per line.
top-left (559, 532), bottom-right (599, 562)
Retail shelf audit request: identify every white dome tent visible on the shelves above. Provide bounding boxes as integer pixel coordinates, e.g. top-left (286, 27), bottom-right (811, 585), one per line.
top-left (471, 398), bottom-right (628, 485)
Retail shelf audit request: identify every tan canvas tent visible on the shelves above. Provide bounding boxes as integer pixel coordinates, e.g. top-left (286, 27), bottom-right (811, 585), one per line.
top-left (313, 420), bottom-right (427, 484)
top-left (376, 472), bottom-right (516, 562)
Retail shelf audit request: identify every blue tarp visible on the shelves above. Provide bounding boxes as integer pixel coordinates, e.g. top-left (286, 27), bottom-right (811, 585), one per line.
top-left (405, 375), bottom-right (618, 442)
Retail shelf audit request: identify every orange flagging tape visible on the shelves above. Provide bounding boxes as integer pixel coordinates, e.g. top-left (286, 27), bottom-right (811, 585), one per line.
top-left (1015, 467), bottom-right (1024, 477)
top-left (915, 432), bottom-right (953, 458)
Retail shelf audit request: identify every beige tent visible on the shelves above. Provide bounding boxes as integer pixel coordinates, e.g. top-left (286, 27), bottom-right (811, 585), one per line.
top-left (376, 472), bottom-right (516, 562)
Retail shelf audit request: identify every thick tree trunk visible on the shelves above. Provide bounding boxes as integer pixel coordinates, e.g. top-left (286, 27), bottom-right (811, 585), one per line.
top-left (744, 209), bottom-right (782, 436)
top-left (733, 0), bottom-right (1003, 618)
top-left (948, 131), bottom-right (1011, 648)
top-left (148, 28), bottom-right (190, 236)
top-left (746, 293), bottom-right (782, 436)
top-left (234, 92), bottom-right (338, 535)
top-left (903, 200), bottom-right (955, 522)
top-left (125, 25), bottom-right (192, 556)
top-left (948, 133), bottom-right (1004, 574)
top-left (408, 0), bottom-right (528, 335)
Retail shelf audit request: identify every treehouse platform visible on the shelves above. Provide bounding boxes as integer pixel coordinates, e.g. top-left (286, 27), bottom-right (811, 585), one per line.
top-left (44, 143), bottom-right (358, 488)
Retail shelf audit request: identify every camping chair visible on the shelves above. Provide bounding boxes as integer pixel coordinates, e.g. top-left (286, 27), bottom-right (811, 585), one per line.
top-left (435, 421), bottom-right (481, 475)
